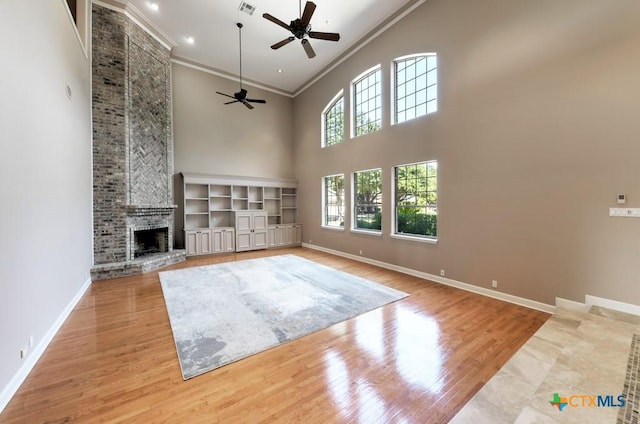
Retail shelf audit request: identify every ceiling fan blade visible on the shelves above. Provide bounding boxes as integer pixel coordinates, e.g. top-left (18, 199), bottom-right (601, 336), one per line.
top-left (216, 91), bottom-right (236, 99)
top-left (246, 98), bottom-right (267, 104)
top-left (300, 1), bottom-right (317, 27)
top-left (271, 37), bottom-right (295, 50)
top-left (224, 100), bottom-right (239, 105)
top-left (308, 31), bottom-right (340, 42)
top-left (243, 101), bottom-right (254, 110)
top-left (301, 39), bottom-right (316, 59)
top-left (263, 13), bottom-right (292, 31)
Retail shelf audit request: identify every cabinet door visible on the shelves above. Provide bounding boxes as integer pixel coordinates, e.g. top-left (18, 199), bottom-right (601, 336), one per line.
top-left (236, 232), bottom-right (252, 252)
top-left (185, 231), bottom-right (200, 255)
top-left (294, 224), bottom-right (302, 244)
top-left (211, 230), bottom-right (223, 253)
top-left (285, 225), bottom-right (295, 245)
top-left (200, 230), bottom-right (212, 255)
top-left (253, 231), bottom-right (268, 249)
top-left (267, 226), bottom-right (277, 247)
top-left (235, 212), bottom-right (252, 232)
top-left (253, 212), bottom-right (268, 231)
top-left (222, 229), bottom-right (235, 252)
top-left (276, 226), bottom-right (286, 246)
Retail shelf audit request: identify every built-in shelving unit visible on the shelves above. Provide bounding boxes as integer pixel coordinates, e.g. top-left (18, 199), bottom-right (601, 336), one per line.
top-left (177, 173), bottom-right (301, 256)
top-left (281, 187), bottom-right (297, 224)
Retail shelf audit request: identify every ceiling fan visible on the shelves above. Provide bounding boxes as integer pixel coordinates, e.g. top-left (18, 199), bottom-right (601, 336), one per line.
top-left (263, 1), bottom-right (341, 59)
top-left (216, 23), bottom-right (266, 110)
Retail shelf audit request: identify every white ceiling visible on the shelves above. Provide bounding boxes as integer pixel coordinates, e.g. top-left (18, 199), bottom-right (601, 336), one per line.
top-left (122, 0), bottom-right (420, 95)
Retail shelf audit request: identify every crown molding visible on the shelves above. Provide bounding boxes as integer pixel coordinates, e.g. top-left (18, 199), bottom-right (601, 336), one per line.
top-left (92, 0), bottom-right (177, 51)
top-left (171, 58), bottom-right (294, 98)
top-left (294, 0), bottom-right (427, 97)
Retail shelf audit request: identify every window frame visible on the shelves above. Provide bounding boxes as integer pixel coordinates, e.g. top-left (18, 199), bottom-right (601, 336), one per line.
top-left (62, 0), bottom-right (89, 57)
top-left (322, 174), bottom-right (346, 230)
top-left (391, 53), bottom-right (438, 125)
top-left (391, 160), bottom-right (438, 243)
top-left (351, 168), bottom-right (383, 235)
top-left (351, 64), bottom-right (382, 138)
top-left (321, 90), bottom-right (345, 148)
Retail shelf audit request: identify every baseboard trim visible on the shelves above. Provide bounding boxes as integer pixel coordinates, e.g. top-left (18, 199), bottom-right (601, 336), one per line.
top-left (0, 277), bottom-right (92, 414)
top-left (555, 297), bottom-right (591, 312)
top-left (585, 294), bottom-right (640, 316)
top-left (302, 243), bottom-right (555, 314)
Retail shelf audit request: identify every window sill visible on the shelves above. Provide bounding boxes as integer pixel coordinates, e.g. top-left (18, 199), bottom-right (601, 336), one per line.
top-left (322, 225), bottom-right (345, 232)
top-left (350, 229), bottom-right (382, 237)
top-left (389, 233), bottom-right (438, 244)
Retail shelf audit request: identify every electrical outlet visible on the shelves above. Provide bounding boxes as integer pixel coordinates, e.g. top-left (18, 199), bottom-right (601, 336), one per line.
top-left (20, 347), bottom-right (27, 359)
top-left (440, 269), bottom-right (445, 276)
top-left (359, 250), bottom-right (362, 255)
top-left (492, 280), bottom-right (498, 288)
top-left (309, 239), bottom-right (312, 244)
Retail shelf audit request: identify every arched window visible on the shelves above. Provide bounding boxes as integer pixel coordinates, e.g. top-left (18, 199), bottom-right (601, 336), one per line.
top-left (322, 91), bottom-right (344, 147)
top-left (393, 54), bottom-right (437, 124)
top-left (352, 65), bottom-right (382, 137)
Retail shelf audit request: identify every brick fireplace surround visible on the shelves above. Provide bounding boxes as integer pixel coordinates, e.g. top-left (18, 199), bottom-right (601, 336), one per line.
top-left (90, 4), bottom-right (185, 280)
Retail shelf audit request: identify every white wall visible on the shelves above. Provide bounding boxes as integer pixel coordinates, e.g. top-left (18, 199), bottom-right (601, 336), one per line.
top-left (0, 0), bottom-right (93, 410)
top-left (172, 63), bottom-right (294, 179)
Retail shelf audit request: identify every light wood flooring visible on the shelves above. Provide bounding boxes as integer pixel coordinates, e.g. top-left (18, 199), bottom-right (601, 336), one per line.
top-left (0, 248), bottom-right (549, 423)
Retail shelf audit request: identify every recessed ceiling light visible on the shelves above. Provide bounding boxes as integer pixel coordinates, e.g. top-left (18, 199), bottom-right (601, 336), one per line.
top-left (147, 2), bottom-right (159, 12)
top-left (277, 68), bottom-right (284, 74)
top-left (185, 36), bottom-right (195, 45)
top-left (325, 19), bottom-right (332, 26)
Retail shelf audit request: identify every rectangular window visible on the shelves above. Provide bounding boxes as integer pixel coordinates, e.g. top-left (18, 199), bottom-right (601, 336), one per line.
top-left (394, 54), bottom-right (437, 124)
top-left (394, 161), bottom-right (437, 239)
top-left (353, 169), bottom-right (382, 232)
top-left (353, 66), bottom-right (382, 137)
top-left (323, 175), bottom-right (345, 228)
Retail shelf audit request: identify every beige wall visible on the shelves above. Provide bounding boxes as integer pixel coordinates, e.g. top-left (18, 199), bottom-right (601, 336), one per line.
top-left (293, 0), bottom-right (640, 306)
top-left (0, 0), bottom-right (93, 406)
top-left (172, 63), bottom-right (295, 179)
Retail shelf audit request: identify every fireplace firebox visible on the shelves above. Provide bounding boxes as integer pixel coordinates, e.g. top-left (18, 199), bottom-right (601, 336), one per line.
top-left (134, 227), bottom-right (168, 258)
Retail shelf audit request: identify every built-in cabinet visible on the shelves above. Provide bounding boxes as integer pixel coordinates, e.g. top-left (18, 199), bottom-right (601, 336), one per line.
top-left (286, 224), bottom-right (303, 245)
top-left (234, 211), bottom-right (268, 252)
top-left (268, 224), bottom-right (302, 248)
top-left (212, 228), bottom-right (235, 253)
top-left (268, 225), bottom-right (286, 248)
top-left (185, 228), bottom-right (235, 256)
top-left (179, 173), bottom-right (302, 256)
top-left (185, 229), bottom-right (213, 256)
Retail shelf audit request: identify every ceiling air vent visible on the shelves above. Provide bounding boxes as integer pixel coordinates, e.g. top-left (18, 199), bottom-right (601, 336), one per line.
top-left (238, 1), bottom-right (256, 16)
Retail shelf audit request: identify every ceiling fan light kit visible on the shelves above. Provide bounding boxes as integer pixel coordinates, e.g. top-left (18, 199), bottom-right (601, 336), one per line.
top-left (216, 22), bottom-right (267, 110)
top-left (216, 2), bottom-right (341, 109)
top-left (263, 1), bottom-right (341, 59)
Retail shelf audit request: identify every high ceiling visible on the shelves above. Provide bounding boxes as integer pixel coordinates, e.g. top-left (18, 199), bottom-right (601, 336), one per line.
top-left (120, 0), bottom-right (422, 95)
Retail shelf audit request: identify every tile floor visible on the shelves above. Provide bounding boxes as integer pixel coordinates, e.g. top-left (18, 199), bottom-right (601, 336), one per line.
top-left (451, 306), bottom-right (640, 424)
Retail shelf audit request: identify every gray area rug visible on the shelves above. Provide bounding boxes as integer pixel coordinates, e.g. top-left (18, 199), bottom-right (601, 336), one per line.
top-left (159, 254), bottom-right (408, 379)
